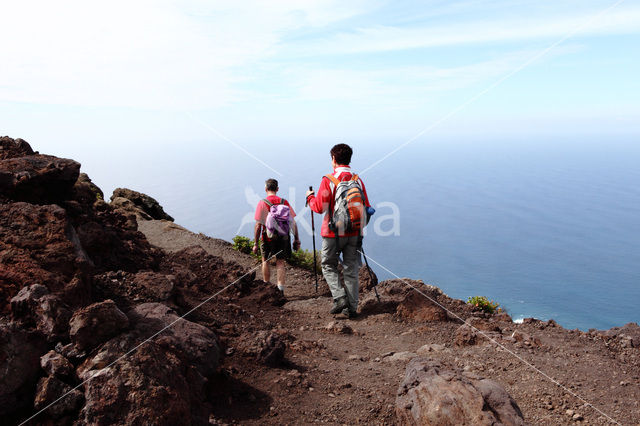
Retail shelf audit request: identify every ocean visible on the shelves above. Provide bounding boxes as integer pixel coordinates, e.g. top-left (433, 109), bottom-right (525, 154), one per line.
top-left (78, 136), bottom-right (640, 331)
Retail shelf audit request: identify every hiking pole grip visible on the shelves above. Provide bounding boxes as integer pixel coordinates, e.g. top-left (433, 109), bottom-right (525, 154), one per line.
top-left (306, 186), bottom-right (313, 207)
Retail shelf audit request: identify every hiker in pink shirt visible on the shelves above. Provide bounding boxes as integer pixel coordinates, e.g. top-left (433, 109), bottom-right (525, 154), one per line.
top-left (253, 178), bottom-right (300, 294)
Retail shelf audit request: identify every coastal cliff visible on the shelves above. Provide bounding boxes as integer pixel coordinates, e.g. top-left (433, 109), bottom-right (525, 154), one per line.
top-left (1, 136), bottom-right (639, 425)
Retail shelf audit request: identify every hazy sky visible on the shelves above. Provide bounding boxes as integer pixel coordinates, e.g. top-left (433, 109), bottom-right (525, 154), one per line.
top-left (1, 0), bottom-right (639, 156)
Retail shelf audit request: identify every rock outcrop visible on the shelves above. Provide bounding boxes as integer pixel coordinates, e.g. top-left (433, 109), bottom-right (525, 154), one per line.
top-left (0, 203), bottom-right (85, 313)
top-left (74, 303), bottom-right (220, 425)
top-left (0, 136), bottom-right (35, 160)
top-left (359, 278), bottom-right (458, 322)
top-left (111, 187), bottom-right (174, 221)
top-left (0, 154), bottom-right (80, 204)
top-left (396, 359), bottom-right (525, 425)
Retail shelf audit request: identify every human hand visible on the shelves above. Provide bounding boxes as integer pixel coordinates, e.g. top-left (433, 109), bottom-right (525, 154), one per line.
top-left (305, 189), bottom-right (314, 198)
top-left (293, 240), bottom-right (301, 251)
top-left (252, 244), bottom-right (258, 254)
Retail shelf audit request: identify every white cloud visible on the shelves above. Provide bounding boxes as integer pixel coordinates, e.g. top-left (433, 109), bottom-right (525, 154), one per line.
top-left (286, 45), bottom-right (579, 104)
top-left (0, 0), bottom-right (371, 109)
top-left (286, 4), bottom-right (640, 56)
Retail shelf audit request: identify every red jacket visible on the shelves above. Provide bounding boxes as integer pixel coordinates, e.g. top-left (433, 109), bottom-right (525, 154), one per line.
top-left (306, 165), bottom-right (370, 238)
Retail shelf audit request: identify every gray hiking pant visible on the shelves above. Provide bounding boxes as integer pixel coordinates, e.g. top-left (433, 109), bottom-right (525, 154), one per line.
top-left (321, 235), bottom-right (361, 309)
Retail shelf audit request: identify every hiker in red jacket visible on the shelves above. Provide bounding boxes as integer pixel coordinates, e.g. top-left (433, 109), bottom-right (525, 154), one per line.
top-left (306, 144), bottom-right (371, 317)
top-left (253, 178), bottom-right (301, 294)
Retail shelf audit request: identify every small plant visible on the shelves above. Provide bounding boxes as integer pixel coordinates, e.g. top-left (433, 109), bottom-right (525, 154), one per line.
top-left (467, 296), bottom-right (500, 314)
top-left (232, 235), bottom-right (320, 268)
top-left (289, 248), bottom-right (321, 271)
top-left (232, 235), bottom-right (258, 257)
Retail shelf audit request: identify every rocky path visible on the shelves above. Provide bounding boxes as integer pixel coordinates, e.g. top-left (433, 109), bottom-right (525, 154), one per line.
top-left (138, 219), bottom-right (640, 425)
top-left (4, 137), bottom-right (638, 425)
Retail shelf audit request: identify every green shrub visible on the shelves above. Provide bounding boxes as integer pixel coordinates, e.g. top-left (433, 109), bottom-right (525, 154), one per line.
top-left (232, 235), bottom-right (320, 269)
top-left (467, 296), bottom-right (500, 314)
top-left (232, 235), bottom-right (258, 258)
top-left (289, 248), bottom-right (321, 271)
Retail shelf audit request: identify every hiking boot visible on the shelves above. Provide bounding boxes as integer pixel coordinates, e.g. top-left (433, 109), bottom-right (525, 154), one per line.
top-left (330, 297), bottom-right (348, 314)
top-left (342, 308), bottom-right (358, 319)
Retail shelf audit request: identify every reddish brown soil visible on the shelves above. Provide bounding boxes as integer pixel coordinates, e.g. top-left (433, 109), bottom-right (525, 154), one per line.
top-left (140, 219), bottom-right (640, 426)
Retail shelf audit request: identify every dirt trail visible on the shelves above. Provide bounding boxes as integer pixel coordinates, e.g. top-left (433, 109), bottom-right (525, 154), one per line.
top-left (139, 219), bottom-right (640, 425)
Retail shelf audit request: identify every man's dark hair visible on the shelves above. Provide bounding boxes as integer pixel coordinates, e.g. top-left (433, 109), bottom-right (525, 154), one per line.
top-left (330, 143), bottom-right (353, 165)
top-left (265, 178), bottom-right (278, 192)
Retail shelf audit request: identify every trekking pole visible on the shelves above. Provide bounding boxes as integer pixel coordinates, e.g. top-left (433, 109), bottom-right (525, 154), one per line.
top-left (359, 243), bottom-right (381, 303)
top-left (306, 186), bottom-right (319, 293)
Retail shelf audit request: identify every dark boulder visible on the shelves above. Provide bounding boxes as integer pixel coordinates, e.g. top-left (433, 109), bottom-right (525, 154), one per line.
top-left (75, 304), bottom-right (219, 424)
top-left (0, 136), bottom-right (35, 160)
top-left (111, 187), bottom-right (174, 221)
top-left (33, 375), bottom-right (84, 419)
top-left (0, 154), bottom-right (80, 204)
top-left (396, 359), bottom-right (524, 425)
top-left (127, 303), bottom-right (220, 377)
top-left (71, 172), bottom-right (104, 209)
top-left (237, 329), bottom-right (291, 367)
top-left (69, 300), bottom-right (129, 351)
top-left (10, 285), bottom-right (72, 342)
top-left (40, 350), bottom-right (74, 378)
top-left (77, 340), bottom-right (195, 425)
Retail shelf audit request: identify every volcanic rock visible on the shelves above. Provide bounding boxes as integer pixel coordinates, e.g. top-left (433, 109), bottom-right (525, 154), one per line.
top-left (0, 203), bottom-right (85, 313)
top-left (33, 375), bottom-right (84, 419)
top-left (40, 350), bottom-right (74, 378)
top-left (397, 291), bottom-right (448, 322)
top-left (396, 359), bottom-right (524, 425)
top-left (359, 278), bottom-right (411, 315)
top-left (359, 265), bottom-right (378, 293)
top-left (71, 172), bottom-right (104, 208)
top-left (0, 322), bottom-right (48, 416)
top-left (94, 271), bottom-right (176, 308)
top-left (111, 187), bottom-right (174, 221)
top-left (127, 302), bottom-right (220, 377)
top-left (160, 246), bottom-right (252, 292)
top-left (73, 209), bottom-right (160, 273)
top-left (77, 340), bottom-right (197, 425)
top-left (237, 329), bottom-right (290, 367)
top-left (465, 317), bottom-right (502, 333)
top-left (454, 325), bottom-right (481, 347)
top-left (0, 154), bottom-right (80, 204)
top-left (0, 136), bottom-right (35, 160)
top-left (69, 299), bottom-right (129, 351)
top-left (110, 196), bottom-right (153, 220)
top-left (601, 322), bottom-right (640, 348)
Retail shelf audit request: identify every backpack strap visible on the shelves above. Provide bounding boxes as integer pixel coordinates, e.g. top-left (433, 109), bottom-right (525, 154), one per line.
top-left (324, 174), bottom-right (340, 186)
top-left (351, 174), bottom-right (359, 182)
top-left (263, 199), bottom-right (273, 208)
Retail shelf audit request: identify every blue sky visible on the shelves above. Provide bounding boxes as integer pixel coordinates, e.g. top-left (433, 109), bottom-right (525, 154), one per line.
top-left (1, 0), bottom-right (639, 156)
